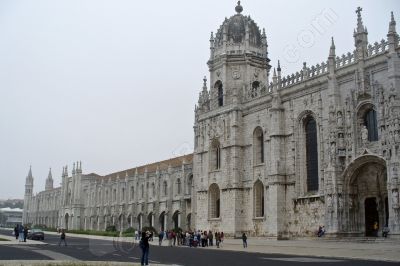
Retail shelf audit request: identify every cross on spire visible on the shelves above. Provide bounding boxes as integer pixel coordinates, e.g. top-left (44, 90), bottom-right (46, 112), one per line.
top-left (356, 7), bottom-right (362, 16)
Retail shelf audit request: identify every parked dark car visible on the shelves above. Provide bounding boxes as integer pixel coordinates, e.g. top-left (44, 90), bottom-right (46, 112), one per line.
top-left (27, 228), bottom-right (44, 240)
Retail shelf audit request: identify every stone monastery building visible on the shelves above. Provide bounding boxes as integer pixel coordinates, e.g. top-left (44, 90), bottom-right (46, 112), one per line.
top-left (23, 2), bottom-right (400, 239)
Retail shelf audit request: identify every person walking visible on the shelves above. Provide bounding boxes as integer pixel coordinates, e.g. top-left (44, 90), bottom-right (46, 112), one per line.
top-left (14, 225), bottom-right (19, 240)
top-left (158, 231), bottom-right (163, 246)
top-left (58, 229), bottom-right (67, 246)
top-left (23, 226), bottom-right (28, 242)
top-left (242, 233), bottom-right (247, 248)
top-left (140, 231), bottom-right (150, 266)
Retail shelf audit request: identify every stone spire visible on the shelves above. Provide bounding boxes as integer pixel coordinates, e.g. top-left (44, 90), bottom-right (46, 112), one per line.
top-left (27, 165), bottom-right (33, 180)
top-left (72, 162), bottom-right (76, 175)
top-left (272, 68), bottom-right (277, 85)
top-left (77, 161), bottom-right (82, 174)
top-left (271, 65), bottom-right (282, 109)
top-left (329, 37), bottom-right (336, 58)
top-left (125, 171), bottom-right (129, 181)
top-left (277, 60), bottom-right (282, 82)
top-left (209, 31), bottom-right (215, 58)
top-left (353, 7), bottom-right (368, 58)
top-left (45, 168), bottom-right (54, 191)
top-left (198, 76), bottom-right (210, 112)
top-left (387, 11), bottom-right (398, 53)
top-left (25, 166), bottom-right (34, 196)
top-left (328, 37), bottom-right (337, 73)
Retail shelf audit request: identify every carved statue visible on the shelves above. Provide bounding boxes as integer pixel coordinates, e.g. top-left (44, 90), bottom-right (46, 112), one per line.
top-left (329, 142), bottom-right (336, 165)
top-left (392, 189), bottom-right (399, 207)
top-left (349, 196), bottom-right (354, 210)
top-left (361, 125), bottom-right (368, 144)
top-left (338, 133), bottom-right (345, 149)
top-left (327, 194), bottom-right (333, 210)
top-left (337, 112), bottom-right (343, 127)
top-left (338, 195), bottom-right (344, 210)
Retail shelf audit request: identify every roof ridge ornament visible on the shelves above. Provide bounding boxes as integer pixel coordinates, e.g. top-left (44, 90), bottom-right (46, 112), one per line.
top-left (235, 1), bottom-right (243, 14)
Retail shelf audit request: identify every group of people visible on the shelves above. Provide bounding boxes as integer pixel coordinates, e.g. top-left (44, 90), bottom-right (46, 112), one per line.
top-left (138, 229), bottom-right (226, 266)
top-left (13, 224), bottom-right (28, 242)
top-left (155, 229), bottom-right (225, 248)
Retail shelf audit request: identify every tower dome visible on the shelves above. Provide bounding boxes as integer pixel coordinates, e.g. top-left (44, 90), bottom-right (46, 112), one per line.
top-left (212, 1), bottom-right (266, 54)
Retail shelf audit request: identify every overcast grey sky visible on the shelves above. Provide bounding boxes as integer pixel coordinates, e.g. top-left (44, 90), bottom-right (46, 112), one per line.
top-left (0, 0), bottom-right (399, 199)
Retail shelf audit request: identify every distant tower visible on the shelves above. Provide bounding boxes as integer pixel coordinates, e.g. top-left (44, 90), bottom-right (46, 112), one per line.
top-left (45, 168), bottom-right (54, 191)
top-left (24, 166), bottom-right (34, 197)
top-left (23, 166), bottom-right (34, 224)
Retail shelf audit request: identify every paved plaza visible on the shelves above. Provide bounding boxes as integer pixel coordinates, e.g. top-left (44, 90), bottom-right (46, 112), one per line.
top-left (0, 228), bottom-right (399, 265)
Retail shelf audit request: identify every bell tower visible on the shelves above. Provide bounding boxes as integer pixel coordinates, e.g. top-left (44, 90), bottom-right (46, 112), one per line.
top-left (194, 2), bottom-right (271, 236)
top-left (207, 1), bottom-right (270, 109)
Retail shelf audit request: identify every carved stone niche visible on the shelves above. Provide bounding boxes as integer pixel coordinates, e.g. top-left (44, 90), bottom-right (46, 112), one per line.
top-left (326, 194), bottom-right (334, 213)
top-left (392, 189), bottom-right (400, 209)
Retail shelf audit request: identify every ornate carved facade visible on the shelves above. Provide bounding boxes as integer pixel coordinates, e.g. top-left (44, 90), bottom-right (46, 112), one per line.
top-left (24, 3), bottom-right (400, 239)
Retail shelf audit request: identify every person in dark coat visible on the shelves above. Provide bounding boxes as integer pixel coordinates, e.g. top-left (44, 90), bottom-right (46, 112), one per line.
top-left (14, 225), bottom-right (19, 240)
top-left (140, 231), bottom-right (150, 266)
top-left (58, 229), bottom-right (67, 246)
top-left (23, 226), bottom-right (28, 242)
top-left (242, 233), bottom-right (247, 248)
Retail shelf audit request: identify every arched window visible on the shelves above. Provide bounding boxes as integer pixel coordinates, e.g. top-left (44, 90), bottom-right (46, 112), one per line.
top-left (211, 139), bottom-right (221, 170)
top-left (130, 186), bottom-right (134, 200)
top-left (121, 188), bottom-right (125, 202)
top-left (177, 179), bottom-right (181, 194)
top-left (188, 174), bottom-right (193, 194)
top-left (364, 109), bottom-right (378, 141)
top-left (305, 117), bottom-right (319, 192)
top-left (253, 127), bottom-right (264, 164)
top-left (141, 184), bottom-right (144, 198)
top-left (152, 183), bottom-right (155, 197)
top-left (253, 180), bottom-right (264, 217)
top-left (113, 189), bottom-right (117, 202)
top-left (163, 181), bottom-right (168, 196)
top-left (209, 183), bottom-right (220, 218)
top-left (215, 80), bottom-right (223, 107)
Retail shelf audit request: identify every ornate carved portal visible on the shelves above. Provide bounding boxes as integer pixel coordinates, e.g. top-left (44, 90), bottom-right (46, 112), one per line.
top-left (342, 157), bottom-right (388, 236)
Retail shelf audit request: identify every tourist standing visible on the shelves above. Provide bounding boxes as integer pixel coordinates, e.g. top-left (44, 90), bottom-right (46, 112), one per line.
top-left (208, 231), bottom-right (213, 246)
top-left (215, 232), bottom-right (220, 248)
top-left (140, 231), bottom-right (150, 266)
top-left (18, 225), bottom-right (24, 242)
top-left (242, 233), bottom-right (247, 248)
